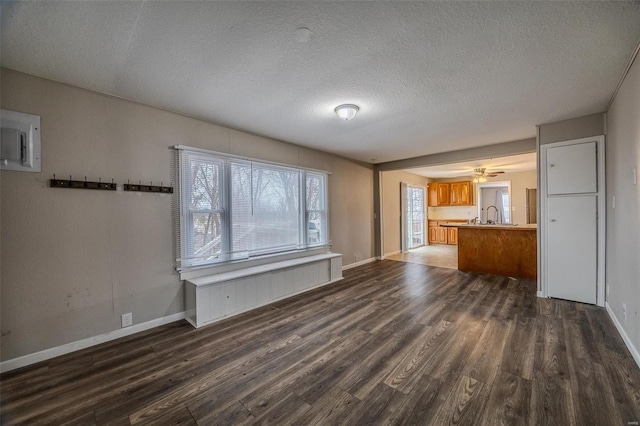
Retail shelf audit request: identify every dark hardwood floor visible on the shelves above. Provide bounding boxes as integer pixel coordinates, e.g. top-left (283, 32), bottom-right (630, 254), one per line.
top-left (2, 260), bottom-right (639, 425)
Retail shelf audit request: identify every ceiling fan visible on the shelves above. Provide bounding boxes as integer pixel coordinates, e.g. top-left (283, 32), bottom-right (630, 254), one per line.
top-left (471, 168), bottom-right (505, 183)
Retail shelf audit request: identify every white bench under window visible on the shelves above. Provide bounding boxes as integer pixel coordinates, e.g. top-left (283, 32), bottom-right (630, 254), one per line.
top-left (185, 253), bottom-right (342, 328)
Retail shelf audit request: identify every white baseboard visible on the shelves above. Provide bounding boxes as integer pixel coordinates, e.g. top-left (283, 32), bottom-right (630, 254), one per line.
top-left (606, 302), bottom-right (640, 369)
top-left (342, 257), bottom-right (376, 270)
top-left (0, 311), bottom-right (186, 373)
top-left (537, 290), bottom-right (544, 298)
top-left (383, 250), bottom-right (401, 257)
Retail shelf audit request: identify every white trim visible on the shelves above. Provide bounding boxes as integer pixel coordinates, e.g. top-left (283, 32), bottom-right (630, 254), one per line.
top-left (606, 37), bottom-right (640, 112)
top-left (606, 302), bottom-right (640, 369)
top-left (539, 135), bottom-right (606, 307)
top-left (173, 145), bottom-right (330, 175)
top-left (383, 250), bottom-right (401, 257)
top-left (536, 127), bottom-right (542, 295)
top-left (342, 257), bottom-right (376, 270)
top-left (597, 138), bottom-right (606, 307)
top-left (0, 312), bottom-right (186, 373)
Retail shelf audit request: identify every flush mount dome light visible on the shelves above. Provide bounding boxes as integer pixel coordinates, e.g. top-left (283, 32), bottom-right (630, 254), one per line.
top-left (335, 104), bottom-right (359, 121)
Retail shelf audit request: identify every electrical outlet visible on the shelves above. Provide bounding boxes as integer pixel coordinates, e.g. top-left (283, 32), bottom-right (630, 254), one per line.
top-left (121, 312), bottom-right (133, 328)
top-left (622, 303), bottom-right (627, 321)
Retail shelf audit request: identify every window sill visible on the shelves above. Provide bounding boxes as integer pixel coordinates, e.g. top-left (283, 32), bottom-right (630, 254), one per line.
top-left (179, 246), bottom-right (332, 281)
top-left (186, 252), bottom-right (342, 287)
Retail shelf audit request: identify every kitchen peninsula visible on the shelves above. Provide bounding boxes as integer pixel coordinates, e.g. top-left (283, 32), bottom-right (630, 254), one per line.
top-left (441, 223), bottom-right (537, 279)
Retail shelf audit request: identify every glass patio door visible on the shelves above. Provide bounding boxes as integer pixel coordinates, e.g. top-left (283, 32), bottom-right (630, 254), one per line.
top-left (406, 185), bottom-right (425, 249)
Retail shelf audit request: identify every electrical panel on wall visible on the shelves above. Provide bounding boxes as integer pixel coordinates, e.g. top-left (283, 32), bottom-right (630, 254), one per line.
top-left (0, 109), bottom-right (41, 172)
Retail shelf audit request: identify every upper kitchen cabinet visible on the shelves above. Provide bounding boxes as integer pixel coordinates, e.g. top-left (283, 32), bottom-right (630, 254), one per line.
top-left (451, 181), bottom-right (472, 205)
top-left (428, 183), bottom-right (450, 206)
top-left (429, 181), bottom-right (473, 206)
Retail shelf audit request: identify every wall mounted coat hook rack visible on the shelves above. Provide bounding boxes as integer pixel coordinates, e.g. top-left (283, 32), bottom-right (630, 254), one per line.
top-left (50, 174), bottom-right (116, 190)
top-left (124, 179), bottom-right (173, 193)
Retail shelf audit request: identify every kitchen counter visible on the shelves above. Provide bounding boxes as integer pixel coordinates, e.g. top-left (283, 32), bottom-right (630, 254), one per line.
top-left (455, 224), bottom-right (537, 279)
top-left (441, 223), bottom-right (537, 231)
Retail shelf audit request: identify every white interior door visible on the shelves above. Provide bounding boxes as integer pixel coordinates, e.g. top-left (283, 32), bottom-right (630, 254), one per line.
top-left (542, 136), bottom-right (604, 306)
top-left (547, 195), bottom-right (597, 304)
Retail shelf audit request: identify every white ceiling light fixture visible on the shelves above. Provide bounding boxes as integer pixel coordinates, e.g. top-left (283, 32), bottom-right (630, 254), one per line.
top-left (334, 104), bottom-right (359, 121)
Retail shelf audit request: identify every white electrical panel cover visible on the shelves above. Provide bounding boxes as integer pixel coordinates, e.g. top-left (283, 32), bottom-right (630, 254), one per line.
top-left (0, 109), bottom-right (41, 172)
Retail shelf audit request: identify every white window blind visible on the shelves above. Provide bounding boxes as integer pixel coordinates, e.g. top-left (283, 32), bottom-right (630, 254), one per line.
top-left (177, 147), bottom-right (329, 270)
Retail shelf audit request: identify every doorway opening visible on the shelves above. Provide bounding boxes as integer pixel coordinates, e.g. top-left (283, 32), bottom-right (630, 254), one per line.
top-left (477, 181), bottom-right (512, 224)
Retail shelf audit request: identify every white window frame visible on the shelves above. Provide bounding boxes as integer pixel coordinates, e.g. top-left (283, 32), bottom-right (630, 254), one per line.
top-left (176, 146), bottom-right (329, 271)
top-left (305, 171), bottom-right (328, 248)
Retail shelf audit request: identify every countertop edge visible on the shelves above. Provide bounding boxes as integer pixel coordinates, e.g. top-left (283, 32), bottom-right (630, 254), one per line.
top-left (440, 223), bottom-right (537, 231)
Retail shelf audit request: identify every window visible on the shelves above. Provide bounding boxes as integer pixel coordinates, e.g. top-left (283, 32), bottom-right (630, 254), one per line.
top-left (178, 148), bottom-right (329, 269)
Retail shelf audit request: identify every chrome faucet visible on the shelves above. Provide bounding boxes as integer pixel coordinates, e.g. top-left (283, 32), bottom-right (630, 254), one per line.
top-left (486, 205), bottom-right (499, 224)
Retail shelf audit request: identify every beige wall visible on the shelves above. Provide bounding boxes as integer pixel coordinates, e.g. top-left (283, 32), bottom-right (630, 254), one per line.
top-left (381, 170), bottom-right (427, 255)
top-left (0, 69), bottom-right (374, 361)
top-left (605, 54), bottom-right (640, 355)
top-left (427, 170), bottom-right (536, 225)
top-left (538, 113), bottom-right (605, 145)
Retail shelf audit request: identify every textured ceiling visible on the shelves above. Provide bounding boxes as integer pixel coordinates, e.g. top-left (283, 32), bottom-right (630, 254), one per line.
top-left (404, 153), bottom-right (537, 179)
top-left (2, 1), bottom-right (639, 163)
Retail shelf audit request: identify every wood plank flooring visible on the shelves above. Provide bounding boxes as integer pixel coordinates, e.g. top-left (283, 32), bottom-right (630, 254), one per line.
top-left (1, 260), bottom-right (639, 425)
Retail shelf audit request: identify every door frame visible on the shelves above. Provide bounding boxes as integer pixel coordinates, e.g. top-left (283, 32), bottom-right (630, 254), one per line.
top-left (539, 135), bottom-right (606, 307)
top-left (476, 180), bottom-right (512, 224)
top-left (401, 183), bottom-right (427, 252)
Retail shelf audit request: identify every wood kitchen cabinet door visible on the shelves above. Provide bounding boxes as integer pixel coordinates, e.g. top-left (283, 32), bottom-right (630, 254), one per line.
top-left (428, 185), bottom-right (438, 207)
top-left (428, 226), bottom-right (438, 243)
top-left (450, 181), bottom-right (472, 205)
top-left (437, 226), bottom-right (448, 244)
top-left (447, 227), bottom-right (458, 245)
top-left (450, 183), bottom-right (460, 205)
top-left (459, 181), bottom-right (472, 205)
top-left (437, 183), bottom-right (450, 205)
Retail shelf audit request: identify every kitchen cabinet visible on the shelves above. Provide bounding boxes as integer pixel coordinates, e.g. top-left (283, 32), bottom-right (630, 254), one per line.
top-left (428, 219), bottom-right (466, 245)
top-left (428, 222), bottom-right (438, 244)
top-left (437, 226), bottom-right (448, 244)
top-left (447, 227), bottom-right (458, 245)
top-left (428, 183), bottom-right (450, 206)
top-left (437, 184), bottom-right (450, 205)
top-left (429, 181), bottom-right (472, 206)
top-left (450, 181), bottom-right (472, 205)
